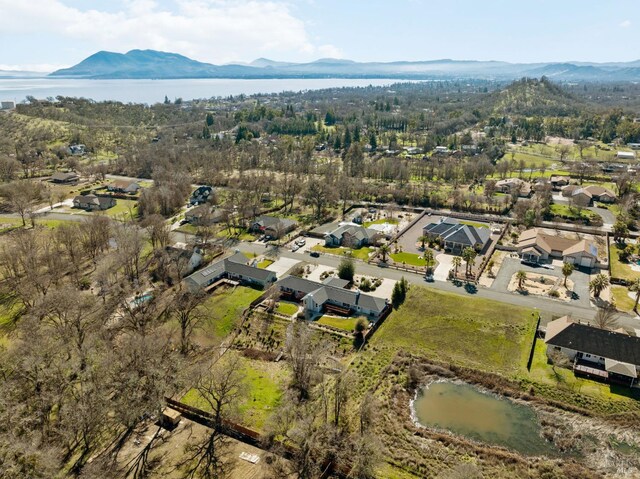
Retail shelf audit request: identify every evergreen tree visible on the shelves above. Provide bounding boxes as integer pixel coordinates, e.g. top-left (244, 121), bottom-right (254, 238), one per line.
top-left (369, 131), bottom-right (377, 151)
top-left (353, 124), bottom-right (361, 143)
top-left (343, 127), bottom-right (352, 149)
top-left (206, 113), bottom-right (214, 126)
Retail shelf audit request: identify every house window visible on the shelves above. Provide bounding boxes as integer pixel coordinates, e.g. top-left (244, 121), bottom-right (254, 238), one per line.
top-left (585, 353), bottom-right (591, 358)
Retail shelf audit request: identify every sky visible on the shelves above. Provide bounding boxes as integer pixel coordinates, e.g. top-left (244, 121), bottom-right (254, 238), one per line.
top-left (0, 0), bottom-right (638, 72)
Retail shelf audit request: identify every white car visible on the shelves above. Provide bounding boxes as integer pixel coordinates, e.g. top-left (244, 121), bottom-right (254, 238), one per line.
top-left (296, 238), bottom-right (306, 246)
top-left (291, 245), bottom-right (300, 252)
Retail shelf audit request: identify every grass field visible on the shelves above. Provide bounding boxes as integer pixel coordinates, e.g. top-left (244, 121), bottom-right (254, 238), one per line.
top-left (202, 286), bottom-right (264, 341)
top-left (277, 301), bottom-right (299, 316)
top-left (390, 252), bottom-right (426, 267)
top-left (257, 259), bottom-right (274, 269)
top-left (311, 244), bottom-right (373, 261)
top-left (317, 315), bottom-right (359, 331)
top-left (549, 203), bottom-right (598, 221)
top-left (459, 220), bottom-right (490, 229)
top-left (611, 285), bottom-right (637, 312)
top-left (372, 287), bottom-right (537, 374)
top-left (104, 199), bottom-right (138, 219)
top-left (610, 243), bottom-right (640, 282)
top-left (181, 351), bottom-right (289, 432)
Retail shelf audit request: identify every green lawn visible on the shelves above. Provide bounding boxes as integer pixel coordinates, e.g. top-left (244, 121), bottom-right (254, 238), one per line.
top-left (549, 203), bottom-right (598, 221)
top-left (610, 243), bottom-right (640, 282)
top-left (257, 259), bottom-right (274, 269)
top-left (105, 199), bottom-right (138, 220)
top-left (181, 352), bottom-right (289, 432)
top-left (611, 285), bottom-right (637, 312)
top-left (372, 287), bottom-right (537, 374)
top-left (202, 286), bottom-right (264, 341)
top-left (215, 227), bottom-right (255, 241)
top-left (459, 220), bottom-right (489, 229)
top-left (277, 301), bottom-right (299, 316)
top-left (390, 252), bottom-right (426, 267)
top-left (311, 244), bottom-right (373, 261)
top-left (364, 218), bottom-right (399, 227)
top-left (317, 315), bottom-right (359, 331)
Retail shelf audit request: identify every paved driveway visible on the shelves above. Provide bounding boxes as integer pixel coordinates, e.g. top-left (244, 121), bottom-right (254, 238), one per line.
top-left (265, 257), bottom-right (300, 277)
top-left (396, 214), bottom-right (443, 255)
top-left (491, 257), bottom-right (591, 307)
top-left (434, 253), bottom-right (454, 281)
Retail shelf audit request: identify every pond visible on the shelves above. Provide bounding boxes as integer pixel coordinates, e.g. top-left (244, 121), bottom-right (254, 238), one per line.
top-left (411, 381), bottom-right (557, 456)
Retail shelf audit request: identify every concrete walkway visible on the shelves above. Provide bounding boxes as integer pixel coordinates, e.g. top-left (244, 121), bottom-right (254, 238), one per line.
top-left (433, 253), bottom-right (453, 281)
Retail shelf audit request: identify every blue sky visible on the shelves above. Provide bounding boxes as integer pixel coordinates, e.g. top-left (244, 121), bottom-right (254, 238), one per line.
top-left (0, 0), bottom-right (638, 71)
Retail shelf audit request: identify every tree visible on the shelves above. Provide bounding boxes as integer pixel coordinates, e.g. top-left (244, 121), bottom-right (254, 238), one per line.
top-left (171, 289), bottom-right (207, 355)
top-left (378, 244), bottom-right (390, 263)
top-left (613, 220), bottom-right (629, 245)
top-left (183, 355), bottom-right (247, 479)
top-left (391, 277), bottom-right (408, 309)
top-left (0, 179), bottom-right (46, 227)
top-left (630, 278), bottom-right (640, 313)
top-left (562, 262), bottom-right (574, 288)
top-left (303, 179), bottom-right (332, 220)
top-left (594, 304), bottom-right (618, 330)
top-left (285, 322), bottom-right (327, 400)
top-left (486, 258), bottom-right (495, 277)
top-left (423, 249), bottom-right (435, 275)
top-left (337, 256), bottom-right (355, 282)
top-left (452, 256), bottom-right (462, 278)
top-left (589, 273), bottom-right (610, 299)
top-left (461, 247), bottom-right (477, 277)
top-left (516, 270), bottom-right (527, 290)
top-left (418, 235), bottom-right (428, 249)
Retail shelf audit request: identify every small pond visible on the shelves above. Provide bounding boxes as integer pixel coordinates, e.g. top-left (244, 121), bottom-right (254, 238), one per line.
top-left (411, 381), bottom-right (557, 456)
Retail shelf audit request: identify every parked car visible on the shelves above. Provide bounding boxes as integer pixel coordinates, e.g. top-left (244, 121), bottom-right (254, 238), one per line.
top-left (292, 245), bottom-right (300, 252)
top-left (296, 238), bottom-right (306, 246)
top-left (179, 219), bottom-right (188, 226)
top-left (309, 251), bottom-right (320, 258)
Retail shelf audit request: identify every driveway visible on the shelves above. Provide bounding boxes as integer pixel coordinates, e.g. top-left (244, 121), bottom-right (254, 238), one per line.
top-left (265, 257), bottom-right (300, 277)
top-left (396, 213), bottom-right (442, 254)
top-left (491, 257), bottom-right (591, 308)
top-left (433, 253), bottom-right (454, 281)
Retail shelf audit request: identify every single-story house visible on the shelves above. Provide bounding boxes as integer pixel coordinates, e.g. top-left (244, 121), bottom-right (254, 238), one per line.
top-left (516, 228), bottom-right (598, 268)
top-left (495, 178), bottom-right (532, 197)
top-left (107, 180), bottom-right (140, 194)
top-left (0, 101), bottom-right (16, 110)
top-left (550, 176), bottom-right (571, 189)
top-left (561, 184), bottom-right (617, 206)
top-left (68, 144), bottom-right (86, 156)
top-left (275, 276), bottom-right (389, 321)
top-left (423, 218), bottom-right (490, 254)
top-left (545, 316), bottom-right (640, 386)
top-left (164, 246), bottom-right (203, 276)
top-left (628, 143), bottom-right (640, 150)
top-left (73, 194), bottom-right (116, 211)
top-left (324, 224), bottom-right (380, 249)
top-left (251, 216), bottom-right (297, 239)
top-left (190, 186), bottom-right (214, 205)
top-left (617, 151), bottom-right (636, 160)
top-left (434, 146), bottom-right (449, 154)
top-left (185, 205), bottom-right (225, 226)
top-left (184, 251), bottom-right (276, 291)
top-left (51, 171), bottom-right (80, 184)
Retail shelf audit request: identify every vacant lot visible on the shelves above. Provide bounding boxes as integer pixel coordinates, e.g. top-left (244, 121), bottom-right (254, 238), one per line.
top-left (372, 287), bottom-right (537, 374)
top-left (311, 244), bottom-right (373, 261)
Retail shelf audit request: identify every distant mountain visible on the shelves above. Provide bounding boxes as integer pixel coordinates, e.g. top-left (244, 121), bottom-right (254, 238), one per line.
top-left (49, 49), bottom-right (640, 81)
top-left (490, 77), bottom-right (584, 116)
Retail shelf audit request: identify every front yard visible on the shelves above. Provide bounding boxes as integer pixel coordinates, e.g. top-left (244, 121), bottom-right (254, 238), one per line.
top-left (389, 252), bottom-right (426, 267)
top-left (610, 242), bottom-right (640, 282)
top-left (311, 244), bottom-right (373, 261)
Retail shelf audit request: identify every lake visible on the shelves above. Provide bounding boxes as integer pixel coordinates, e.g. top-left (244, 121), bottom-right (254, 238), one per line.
top-left (411, 381), bottom-right (557, 456)
top-left (0, 78), bottom-right (417, 104)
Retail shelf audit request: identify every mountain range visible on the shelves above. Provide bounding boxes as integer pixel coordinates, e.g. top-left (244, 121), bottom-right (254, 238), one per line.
top-left (48, 49), bottom-right (640, 81)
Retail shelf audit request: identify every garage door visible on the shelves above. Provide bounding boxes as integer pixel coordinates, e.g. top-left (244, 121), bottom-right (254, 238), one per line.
top-left (580, 256), bottom-right (592, 267)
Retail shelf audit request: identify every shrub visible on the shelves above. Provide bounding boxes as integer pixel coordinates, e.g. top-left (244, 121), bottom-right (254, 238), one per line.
top-left (337, 257), bottom-right (355, 281)
top-left (549, 290), bottom-right (560, 298)
top-left (359, 277), bottom-right (373, 292)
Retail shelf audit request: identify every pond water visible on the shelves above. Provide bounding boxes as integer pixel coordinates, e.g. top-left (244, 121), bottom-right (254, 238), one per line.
top-left (411, 381), bottom-right (557, 456)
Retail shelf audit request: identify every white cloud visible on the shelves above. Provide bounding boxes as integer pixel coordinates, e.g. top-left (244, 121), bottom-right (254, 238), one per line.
top-left (0, 0), bottom-right (341, 65)
top-left (317, 44), bottom-right (344, 59)
top-left (620, 20), bottom-right (632, 28)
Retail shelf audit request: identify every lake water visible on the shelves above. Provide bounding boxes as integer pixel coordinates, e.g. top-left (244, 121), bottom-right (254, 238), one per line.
top-left (0, 78), bottom-right (416, 104)
top-left (411, 381), bottom-right (556, 456)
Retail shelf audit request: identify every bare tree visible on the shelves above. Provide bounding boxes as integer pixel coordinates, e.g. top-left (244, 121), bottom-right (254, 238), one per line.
top-left (171, 289), bottom-right (207, 355)
top-left (285, 322), bottom-right (327, 400)
top-left (0, 179), bottom-right (46, 226)
top-left (594, 305), bottom-right (618, 330)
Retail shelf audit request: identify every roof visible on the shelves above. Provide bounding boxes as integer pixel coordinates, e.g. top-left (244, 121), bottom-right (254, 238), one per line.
top-left (254, 216), bottom-right (297, 230)
top-left (517, 228), bottom-right (593, 256)
top-left (277, 276), bottom-right (387, 314)
top-left (111, 180), bottom-right (139, 189)
top-left (545, 316), bottom-right (640, 366)
top-left (184, 252), bottom-right (273, 287)
top-left (424, 218), bottom-right (490, 247)
top-left (51, 171), bottom-right (79, 181)
top-left (322, 277), bottom-right (350, 288)
top-left (604, 358), bottom-right (637, 378)
top-left (326, 224), bottom-right (377, 242)
top-left (562, 239), bottom-right (598, 258)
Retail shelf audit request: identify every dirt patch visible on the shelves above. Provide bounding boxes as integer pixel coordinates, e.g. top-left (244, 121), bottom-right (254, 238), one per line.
top-left (508, 271), bottom-right (574, 302)
top-left (478, 250), bottom-right (508, 288)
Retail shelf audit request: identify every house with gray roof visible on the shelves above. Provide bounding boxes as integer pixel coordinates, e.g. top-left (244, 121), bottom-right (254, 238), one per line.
top-left (275, 276), bottom-right (389, 321)
top-left (324, 224), bottom-right (380, 249)
top-left (73, 194), bottom-right (116, 211)
top-left (423, 218), bottom-right (490, 254)
top-left (251, 216), bottom-right (297, 239)
top-left (545, 316), bottom-right (640, 386)
top-left (184, 251), bottom-right (276, 291)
